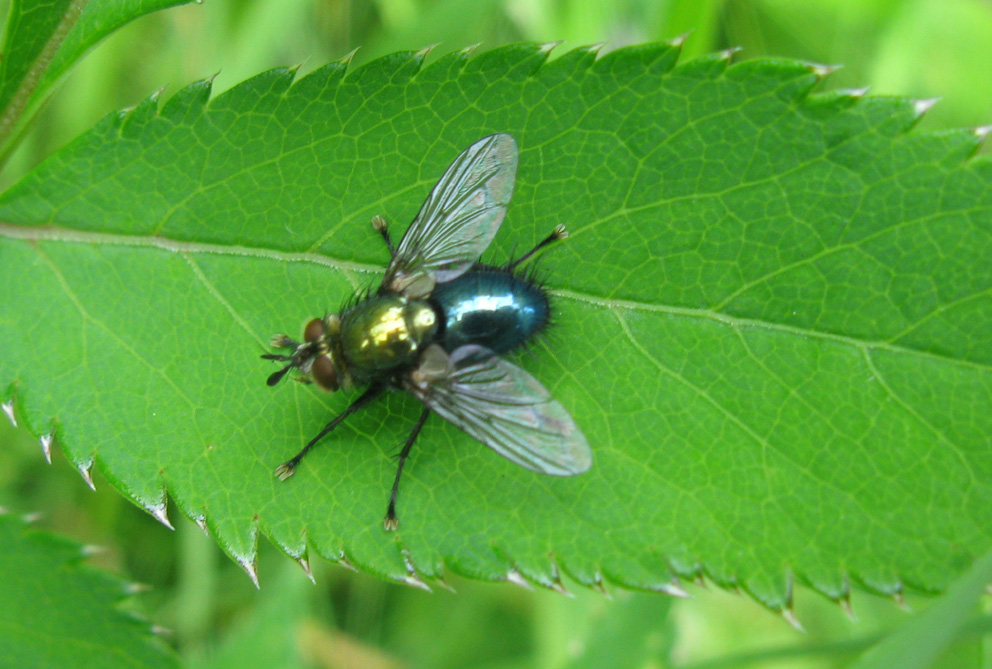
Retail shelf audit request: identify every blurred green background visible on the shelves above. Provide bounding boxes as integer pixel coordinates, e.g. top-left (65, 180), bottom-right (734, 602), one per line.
top-left (2, 0), bottom-right (991, 666)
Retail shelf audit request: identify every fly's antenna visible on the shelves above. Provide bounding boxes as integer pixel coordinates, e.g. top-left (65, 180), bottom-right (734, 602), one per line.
top-left (262, 360), bottom-right (294, 386)
top-left (505, 224), bottom-right (568, 271)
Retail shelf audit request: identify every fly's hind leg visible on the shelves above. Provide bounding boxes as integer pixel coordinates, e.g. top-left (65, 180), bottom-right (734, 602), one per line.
top-left (275, 384), bottom-right (384, 480)
top-left (383, 407), bottom-right (431, 531)
top-left (505, 224), bottom-right (569, 271)
top-left (371, 215), bottom-right (395, 256)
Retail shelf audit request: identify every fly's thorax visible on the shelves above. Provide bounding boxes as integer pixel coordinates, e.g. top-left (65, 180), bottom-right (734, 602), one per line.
top-left (338, 296), bottom-right (439, 379)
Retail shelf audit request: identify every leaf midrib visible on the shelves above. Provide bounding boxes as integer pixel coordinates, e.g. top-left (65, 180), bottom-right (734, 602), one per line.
top-left (0, 222), bottom-right (986, 375)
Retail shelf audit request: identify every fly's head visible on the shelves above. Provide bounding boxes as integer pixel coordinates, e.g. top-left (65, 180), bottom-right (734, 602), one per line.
top-left (262, 315), bottom-right (344, 391)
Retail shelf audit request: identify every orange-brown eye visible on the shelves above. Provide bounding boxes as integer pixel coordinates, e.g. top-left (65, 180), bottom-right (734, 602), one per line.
top-left (304, 318), bottom-right (325, 343)
top-left (312, 355), bottom-right (339, 392)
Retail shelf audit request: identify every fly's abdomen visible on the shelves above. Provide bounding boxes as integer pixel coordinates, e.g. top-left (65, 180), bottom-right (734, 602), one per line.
top-left (430, 270), bottom-right (550, 354)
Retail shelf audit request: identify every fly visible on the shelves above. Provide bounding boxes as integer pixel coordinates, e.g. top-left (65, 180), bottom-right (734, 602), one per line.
top-left (263, 134), bottom-right (591, 530)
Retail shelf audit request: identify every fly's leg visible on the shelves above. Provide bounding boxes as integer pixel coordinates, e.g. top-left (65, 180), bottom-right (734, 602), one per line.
top-left (371, 215), bottom-right (395, 256)
top-left (383, 407), bottom-right (431, 531)
top-left (505, 224), bottom-right (569, 271)
top-left (275, 385), bottom-right (384, 480)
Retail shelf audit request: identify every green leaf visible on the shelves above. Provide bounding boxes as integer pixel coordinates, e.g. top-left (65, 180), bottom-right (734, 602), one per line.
top-left (0, 511), bottom-right (177, 667)
top-left (1, 43), bottom-right (990, 612)
top-left (0, 0), bottom-right (193, 165)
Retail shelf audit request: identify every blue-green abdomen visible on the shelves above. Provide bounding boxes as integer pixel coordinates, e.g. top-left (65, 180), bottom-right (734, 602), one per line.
top-left (430, 270), bottom-right (549, 354)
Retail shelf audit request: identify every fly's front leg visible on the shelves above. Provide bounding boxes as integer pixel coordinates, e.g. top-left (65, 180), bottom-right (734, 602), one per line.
top-left (371, 215), bottom-right (395, 256)
top-left (275, 385), bottom-right (385, 480)
top-left (383, 407), bottom-right (431, 531)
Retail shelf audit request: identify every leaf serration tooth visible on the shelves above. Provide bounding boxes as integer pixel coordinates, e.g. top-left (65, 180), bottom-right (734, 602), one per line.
top-left (77, 460), bottom-right (96, 491)
top-left (839, 594), bottom-right (857, 621)
top-left (237, 554), bottom-right (260, 588)
top-left (717, 46), bottom-right (743, 62)
top-left (912, 97), bottom-right (940, 117)
top-left (39, 433), bottom-right (53, 463)
top-left (780, 606), bottom-right (805, 633)
top-left (808, 62), bottom-right (841, 79)
top-left (458, 43), bottom-right (481, 59)
top-left (1, 401), bottom-right (16, 427)
top-left (415, 43), bottom-right (439, 62)
top-left (546, 559), bottom-right (573, 597)
top-left (296, 555), bottom-right (315, 584)
top-left (843, 86), bottom-right (870, 98)
top-left (124, 581), bottom-right (151, 595)
top-left (81, 544), bottom-right (106, 557)
top-left (667, 31), bottom-right (692, 48)
top-left (339, 47), bottom-right (360, 68)
top-left (972, 124), bottom-right (992, 141)
top-left (434, 575), bottom-right (456, 593)
top-left (144, 499), bottom-right (174, 531)
top-left (505, 568), bottom-right (533, 590)
top-left (399, 548), bottom-right (431, 591)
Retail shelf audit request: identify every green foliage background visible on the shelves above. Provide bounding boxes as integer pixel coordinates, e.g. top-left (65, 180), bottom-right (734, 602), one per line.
top-left (2, 0), bottom-right (992, 667)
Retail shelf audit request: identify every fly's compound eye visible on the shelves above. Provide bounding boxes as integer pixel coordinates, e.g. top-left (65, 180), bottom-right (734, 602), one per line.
top-left (304, 318), bottom-right (325, 343)
top-left (312, 355), bottom-right (339, 391)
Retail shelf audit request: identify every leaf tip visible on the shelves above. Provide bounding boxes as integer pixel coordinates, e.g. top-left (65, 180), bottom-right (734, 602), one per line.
top-left (193, 515), bottom-right (208, 535)
top-left (337, 555), bottom-right (358, 572)
top-left (538, 41), bottom-right (564, 55)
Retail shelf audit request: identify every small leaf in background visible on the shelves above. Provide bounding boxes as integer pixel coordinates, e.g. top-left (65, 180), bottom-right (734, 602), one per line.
top-left (0, 511), bottom-right (177, 667)
top-left (1, 41), bottom-right (990, 619)
top-left (0, 0), bottom-right (194, 166)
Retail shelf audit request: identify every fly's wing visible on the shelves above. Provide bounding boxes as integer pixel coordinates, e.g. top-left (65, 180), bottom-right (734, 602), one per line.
top-left (383, 134), bottom-right (518, 296)
top-left (405, 345), bottom-right (591, 476)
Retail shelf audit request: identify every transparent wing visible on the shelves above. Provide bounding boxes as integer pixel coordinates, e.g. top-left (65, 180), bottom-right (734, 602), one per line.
top-left (405, 345), bottom-right (591, 476)
top-left (384, 134), bottom-right (518, 295)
